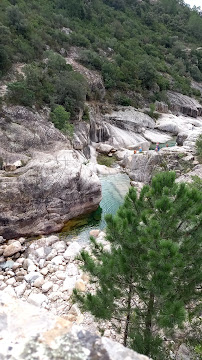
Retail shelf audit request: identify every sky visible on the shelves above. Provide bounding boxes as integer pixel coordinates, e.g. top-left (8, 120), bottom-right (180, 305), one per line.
top-left (184, 0), bottom-right (201, 8)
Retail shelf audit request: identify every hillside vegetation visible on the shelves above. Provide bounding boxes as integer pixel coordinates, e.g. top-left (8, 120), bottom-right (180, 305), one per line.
top-left (1, 0), bottom-right (202, 119)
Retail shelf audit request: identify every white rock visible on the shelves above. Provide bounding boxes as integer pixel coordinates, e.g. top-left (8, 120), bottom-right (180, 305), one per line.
top-left (27, 265), bottom-right (37, 273)
top-left (33, 276), bottom-right (44, 288)
top-left (55, 271), bottom-right (66, 280)
top-left (46, 249), bottom-right (57, 261)
top-left (42, 281), bottom-right (53, 293)
top-left (3, 285), bottom-right (16, 297)
top-left (12, 262), bottom-right (21, 271)
top-left (40, 267), bottom-right (49, 276)
top-left (6, 277), bottom-right (16, 286)
top-left (49, 292), bottom-right (61, 301)
top-left (27, 293), bottom-right (48, 307)
top-left (0, 275), bottom-right (4, 281)
top-left (51, 255), bottom-right (64, 266)
top-left (15, 282), bottom-right (27, 297)
top-left (63, 242), bottom-right (81, 260)
top-left (45, 235), bottom-right (59, 246)
top-left (52, 241), bottom-right (66, 253)
top-left (39, 259), bottom-right (46, 269)
top-left (66, 263), bottom-right (78, 276)
top-left (3, 241), bottom-right (22, 257)
top-left (35, 247), bottom-right (46, 259)
top-left (62, 276), bottom-right (77, 292)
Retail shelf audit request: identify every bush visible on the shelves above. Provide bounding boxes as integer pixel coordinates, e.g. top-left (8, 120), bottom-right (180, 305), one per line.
top-left (196, 134), bottom-right (202, 162)
top-left (7, 81), bottom-right (35, 107)
top-left (97, 153), bottom-right (116, 167)
top-left (50, 105), bottom-right (73, 136)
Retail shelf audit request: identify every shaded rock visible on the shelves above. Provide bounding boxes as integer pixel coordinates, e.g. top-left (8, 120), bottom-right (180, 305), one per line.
top-left (176, 132), bottom-right (188, 146)
top-left (167, 91), bottom-right (202, 118)
top-left (3, 241), bottom-right (22, 257)
top-left (0, 260), bottom-right (15, 270)
top-left (176, 343), bottom-right (191, 360)
top-left (0, 150), bottom-right (102, 239)
top-left (96, 143), bottom-right (115, 155)
top-left (124, 152), bottom-right (161, 183)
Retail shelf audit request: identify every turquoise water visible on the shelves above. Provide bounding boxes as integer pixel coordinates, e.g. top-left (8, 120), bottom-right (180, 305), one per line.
top-left (60, 173), bottom-right (130, 244)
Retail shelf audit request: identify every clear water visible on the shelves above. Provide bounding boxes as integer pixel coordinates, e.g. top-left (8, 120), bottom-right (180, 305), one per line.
top-left (60, 173), bottom-right (130, 245)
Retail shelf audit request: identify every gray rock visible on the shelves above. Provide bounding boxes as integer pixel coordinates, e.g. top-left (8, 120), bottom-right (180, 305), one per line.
top-left (124, 152), bottom-right (161, 183)
top-left (24, 272), bottom-right (42, 284)
top-left (176, 132), bottom-right (188, 146)
top-left (176, 343), bottom-right (191, 360)
top-left (0, 260), bottom-right (15, 270)
top-left (167, 91), bottom-right (202, 118)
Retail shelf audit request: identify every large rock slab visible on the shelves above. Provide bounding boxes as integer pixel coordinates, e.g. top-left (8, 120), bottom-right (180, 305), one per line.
top-left (167, 91), bottom-right (202, 118)
top-left (0, 293), bottom-right (151, 360)
top-left (104, 106), bottom-right (155, 132)
top-left (0, 150), bottom-right (102, 239)
top-left (124, 152), bottom-right (161, 183)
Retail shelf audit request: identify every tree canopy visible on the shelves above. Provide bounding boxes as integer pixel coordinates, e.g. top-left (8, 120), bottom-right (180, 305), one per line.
top-left (74, 171), bottom-right (202, 359)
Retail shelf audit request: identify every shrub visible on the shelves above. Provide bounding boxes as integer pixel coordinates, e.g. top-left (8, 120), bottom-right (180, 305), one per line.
top-left (50, 105), bottom-right (73, 136)
top-left (196, 134), bottom-right (202, 162)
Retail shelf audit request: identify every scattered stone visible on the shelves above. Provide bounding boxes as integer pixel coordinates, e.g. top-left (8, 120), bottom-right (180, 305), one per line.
top-left (40, 267), bottom-right (49, 276)
top-left (0, 260), bottom-right (14, 270)
top-left (6, 277), bottom-right (16, 286)
top-left (27, 293), bottom-right (48, 307)
top-left (27, 264), bottom-right (38, 272)
top-left (15, 282), bottom-right (27, 297)
top-left (64, 242), bottom-right (81, 260)
top-left (55, 271), bottom-right (66, 280)
top-left (35, 247), bottom-right (46, 259)
top-left (0, 236), bottom-right (5, 244)
top-left (52, 241), bottom-right (66, 253)
top-left (51, 255), bottom-right (64, 266)
top-left (62, 276), bottom-right (77, 292)
top-left (24, 272), bottom-right (42, 284)
top-left (46, 249), bottom-right (57, 261)
top-left (42, 281), bottom-right (53, 293)
top-left (3, 241), bottom-right (22, 257)
top-left (66, 263), bottom-right (78, 276)
top-left (33, 277), bottom-right (44, 288)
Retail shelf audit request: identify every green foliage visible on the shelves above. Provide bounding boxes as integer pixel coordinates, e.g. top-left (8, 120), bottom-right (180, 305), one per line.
top-left (97, 153), bottom-right (116, 167)
top-left (7, 52), bottom-right (88, 117)
top-left (1, 0), bottom-right (202, 106)
top-left (50, 105), bottom-right (73, 136)
top-left (195, 134), bottom-right (202, 162)
top-left (74, 171), bottom-right (202, 359)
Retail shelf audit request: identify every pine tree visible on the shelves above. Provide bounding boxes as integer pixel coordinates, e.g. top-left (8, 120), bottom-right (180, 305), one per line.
top-left (74, 172), bottom-right (202, 359)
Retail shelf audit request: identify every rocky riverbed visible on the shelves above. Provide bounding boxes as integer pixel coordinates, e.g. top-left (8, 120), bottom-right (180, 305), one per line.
top-left (0, 230), bottom-right (118, 337)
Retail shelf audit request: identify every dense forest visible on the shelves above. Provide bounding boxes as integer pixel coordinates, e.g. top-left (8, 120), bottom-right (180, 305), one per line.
top-left (0, 0), bottom-right (202, 119)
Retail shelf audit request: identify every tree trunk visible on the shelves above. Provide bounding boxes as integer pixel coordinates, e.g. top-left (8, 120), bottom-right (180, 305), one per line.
top-left (144, 292), bottom-right (154, 356)
top-left (123, 276), bottom-right (133, 347)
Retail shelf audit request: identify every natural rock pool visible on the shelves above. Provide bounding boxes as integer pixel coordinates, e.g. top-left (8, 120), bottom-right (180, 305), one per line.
top-left (60, 173), bottom-right (130, 244)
